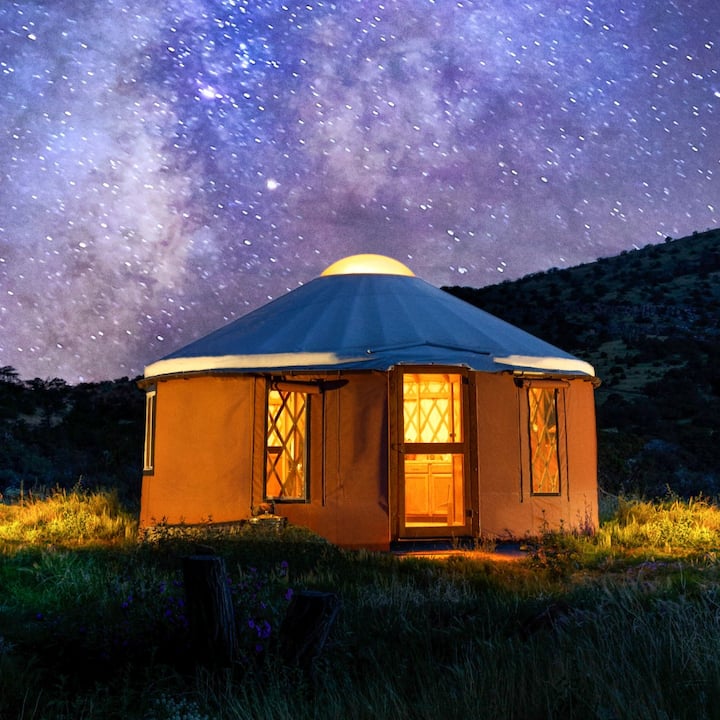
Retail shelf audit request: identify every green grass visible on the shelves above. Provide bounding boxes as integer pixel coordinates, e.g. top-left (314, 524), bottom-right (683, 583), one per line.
top-left (3, 490), bottom-right (720, 719)
top-left (596, 494), bottom-right (720, 554)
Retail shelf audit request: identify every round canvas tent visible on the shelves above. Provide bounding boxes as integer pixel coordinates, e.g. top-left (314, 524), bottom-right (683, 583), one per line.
top-left (140, 255), bottom-right (599, 549)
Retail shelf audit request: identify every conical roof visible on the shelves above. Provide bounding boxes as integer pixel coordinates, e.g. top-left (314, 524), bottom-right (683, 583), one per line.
top-left (144, 255), bottom-right (595, 379)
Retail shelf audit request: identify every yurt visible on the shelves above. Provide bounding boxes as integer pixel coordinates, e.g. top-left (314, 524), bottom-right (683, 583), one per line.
top-left (139, 254), bottom-right (599, 549)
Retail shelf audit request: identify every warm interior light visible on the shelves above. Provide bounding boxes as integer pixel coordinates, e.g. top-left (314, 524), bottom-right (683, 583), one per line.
top-left (266, 389), bottom-right (308, 500)
top-left (528, 387), bottom-right (560, 494)
top-left (402, 373), bottom-right (465, 527)
top-left (321, 254), bottom-right (415, 277)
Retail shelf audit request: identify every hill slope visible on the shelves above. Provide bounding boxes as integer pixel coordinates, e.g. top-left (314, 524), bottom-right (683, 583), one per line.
top-left (446, 228), bottom-right (720, 497)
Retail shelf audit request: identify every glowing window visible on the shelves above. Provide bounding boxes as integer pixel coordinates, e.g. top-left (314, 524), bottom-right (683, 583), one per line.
top-left (402, 373), bottom-right (465, 527)
top-left (403, 374), bottom-right (463, 443)
top-left (528, 387), bottom-right (560, 495)
top-left (265, 389), bottom-right (308, 501)
top-left (143, 389), bottom-right (156, 474)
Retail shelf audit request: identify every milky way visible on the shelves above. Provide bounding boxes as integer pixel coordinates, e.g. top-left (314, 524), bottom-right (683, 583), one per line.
top-left (1, 0), bottom-right (718, 382)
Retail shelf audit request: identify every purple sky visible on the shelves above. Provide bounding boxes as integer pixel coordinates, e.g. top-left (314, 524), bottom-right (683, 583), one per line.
top-left (1, 0), bottom-right (718, 382)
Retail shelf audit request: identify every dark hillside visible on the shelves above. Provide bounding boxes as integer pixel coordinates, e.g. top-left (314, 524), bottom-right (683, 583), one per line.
top-left (446, 228), bottom-right (720, 498)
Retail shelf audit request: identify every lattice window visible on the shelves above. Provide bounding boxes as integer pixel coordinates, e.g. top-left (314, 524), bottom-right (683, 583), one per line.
top-left (403, 374), bottom-right (463, 443)
top-left (528, 387), bottom-right (560, 494)
top-left (265, 389), bottom-right (308, 501)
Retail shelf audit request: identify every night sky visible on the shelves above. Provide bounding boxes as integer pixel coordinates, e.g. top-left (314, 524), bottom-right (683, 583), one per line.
top-left (1, 1), bottom-right (718, 383)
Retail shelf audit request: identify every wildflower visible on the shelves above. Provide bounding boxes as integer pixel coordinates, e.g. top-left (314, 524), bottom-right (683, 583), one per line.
top-left (259, 620), bottom-right (272, 639)
top-left (121, 594), bottom-right (133, 609)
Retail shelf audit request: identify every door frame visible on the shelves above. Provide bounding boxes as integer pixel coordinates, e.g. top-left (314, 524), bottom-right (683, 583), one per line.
top-left (389, 366), bottom-right (479, 540)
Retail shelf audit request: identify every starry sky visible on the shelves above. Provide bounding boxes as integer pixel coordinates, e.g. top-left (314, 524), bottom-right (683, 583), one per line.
top-left (1, 0), bottom-right (718, 383)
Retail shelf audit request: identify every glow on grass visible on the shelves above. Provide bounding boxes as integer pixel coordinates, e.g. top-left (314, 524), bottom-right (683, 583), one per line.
top-left (0, 488), bottom-right (137, 546)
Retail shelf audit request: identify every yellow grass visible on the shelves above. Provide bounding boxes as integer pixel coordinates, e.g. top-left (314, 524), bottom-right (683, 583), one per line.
top-left (0, 487), bottom-right (138, 548)
top-left (597, 495), bottom-right (720, 551)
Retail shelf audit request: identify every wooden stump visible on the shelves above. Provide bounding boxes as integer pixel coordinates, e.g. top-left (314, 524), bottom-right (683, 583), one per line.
top-left (280, 590), bottom-right (339, 675)
top-left (182, 555), bottom-right (237, 666)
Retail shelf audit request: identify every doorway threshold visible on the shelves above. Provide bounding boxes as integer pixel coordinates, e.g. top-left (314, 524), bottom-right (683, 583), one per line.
top-left (390, 538), bottom-right (527, 561)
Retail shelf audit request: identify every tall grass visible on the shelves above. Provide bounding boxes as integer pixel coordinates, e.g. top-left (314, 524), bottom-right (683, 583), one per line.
top-left (0, 487), bottom-right (137, 548)
top-left (597, 494), bottom-right (720, 552)
top-left (3, 490), bottom-right (720, 719)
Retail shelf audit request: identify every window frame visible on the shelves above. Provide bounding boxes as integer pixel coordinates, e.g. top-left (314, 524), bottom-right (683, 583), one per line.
top-left (264, 385), bottom-right (310, 503)
top-left (142, 387), bottom-right (157, 475)
top-left (526, 386), bottom-right (562, 496)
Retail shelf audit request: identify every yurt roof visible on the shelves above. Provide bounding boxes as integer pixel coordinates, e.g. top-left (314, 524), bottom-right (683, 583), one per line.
top-left (144, 254), bottom-right (595, 379)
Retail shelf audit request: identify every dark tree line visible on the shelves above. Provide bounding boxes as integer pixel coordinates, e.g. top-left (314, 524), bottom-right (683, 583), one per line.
top-left (0, 367), bottom-right (145, 508)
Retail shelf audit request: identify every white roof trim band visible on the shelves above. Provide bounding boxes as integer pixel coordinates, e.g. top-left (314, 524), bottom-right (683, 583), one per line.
top-left (144, 352), bottom-right (366, 378)
top-left (493, 354), bottom-right (595, 376)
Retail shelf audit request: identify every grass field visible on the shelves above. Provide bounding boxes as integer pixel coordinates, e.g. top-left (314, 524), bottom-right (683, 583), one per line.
top-left (2, 489), bottom-right (720, 719)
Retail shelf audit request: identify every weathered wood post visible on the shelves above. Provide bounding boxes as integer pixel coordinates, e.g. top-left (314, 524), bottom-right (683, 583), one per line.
top-left (182, 554), bottom-right (237, 666)
top-left (280, 590), bottom-right (339, 677)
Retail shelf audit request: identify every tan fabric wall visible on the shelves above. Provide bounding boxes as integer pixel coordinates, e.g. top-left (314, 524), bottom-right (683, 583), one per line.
top-left (140, 372), bottom-right (391, 548)
top-left (139, 375), bottom-right (255, 526)
top-left (474, 373), bottom-right (598, 539)
top-left (140, 369), bottom-right (597, 547)
top-left (563, 379), bottom-right (599, 530)
top-left (265, 372), bottom-right (391, 549)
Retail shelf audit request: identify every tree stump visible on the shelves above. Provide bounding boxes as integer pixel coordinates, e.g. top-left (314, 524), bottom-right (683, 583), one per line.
top-left (280, 590), bottom-right (339, 676)
top-left (182, 555), bottom-right (237, 666)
